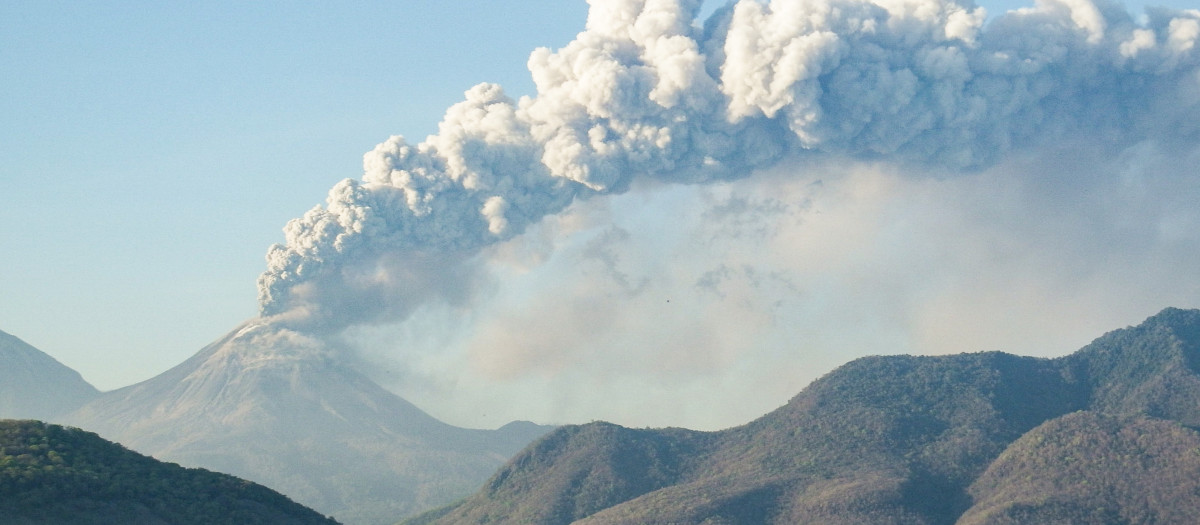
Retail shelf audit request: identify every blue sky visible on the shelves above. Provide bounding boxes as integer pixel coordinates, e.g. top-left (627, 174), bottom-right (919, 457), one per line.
top-left (2, 1), bottom-right (589, 388)
top-left (4, 0), bottom-right (1200, 430)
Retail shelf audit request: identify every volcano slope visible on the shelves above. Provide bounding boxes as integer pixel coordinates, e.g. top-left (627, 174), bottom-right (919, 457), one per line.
top-left (416, 307), bottom-right (1200, 524)
top-left (63, 322), bottom-right (552, 525)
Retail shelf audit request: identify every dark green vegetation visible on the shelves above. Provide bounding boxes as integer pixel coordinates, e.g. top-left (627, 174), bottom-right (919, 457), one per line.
top-left (0, 330), bottom-right (98, 420)
top-left (0, 419), bottom-right (338, 524)
top-left (412, 307), bottom-right (1200, 524)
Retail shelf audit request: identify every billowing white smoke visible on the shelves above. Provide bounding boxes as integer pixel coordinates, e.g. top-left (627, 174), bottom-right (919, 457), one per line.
top-left (258, 0), bottom-right (1200, 331)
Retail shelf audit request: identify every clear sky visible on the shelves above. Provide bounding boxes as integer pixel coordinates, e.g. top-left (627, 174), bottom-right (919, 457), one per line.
top-left (2, 0), bottom-right (590, 387)
top-left (3, 0), bottom-right (1199, 430)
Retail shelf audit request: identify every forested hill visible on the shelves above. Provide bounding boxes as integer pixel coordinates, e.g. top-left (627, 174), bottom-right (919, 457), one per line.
top-left (0, 419), bottom-right (338, 524)
top-left (411, 307), bottom-right (1200, 524)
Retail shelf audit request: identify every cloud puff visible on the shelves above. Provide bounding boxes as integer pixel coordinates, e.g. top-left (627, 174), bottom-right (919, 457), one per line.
top-left (257, 0), bottom-right (1199, 332)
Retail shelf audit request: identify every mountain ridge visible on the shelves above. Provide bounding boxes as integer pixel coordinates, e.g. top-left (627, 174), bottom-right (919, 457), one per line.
top-left (416, 307), bottom-right (1200, 524)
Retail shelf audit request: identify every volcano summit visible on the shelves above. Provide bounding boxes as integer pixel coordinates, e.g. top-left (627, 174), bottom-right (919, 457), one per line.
top-left (64, 321), bottom-right (552, 525)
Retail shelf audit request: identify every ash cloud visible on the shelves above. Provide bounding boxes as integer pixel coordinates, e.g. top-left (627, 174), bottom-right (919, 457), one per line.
top-left (257, 0), bottom-right (1200, 332)
top-left (387, 142), bottom-right (1200, 430)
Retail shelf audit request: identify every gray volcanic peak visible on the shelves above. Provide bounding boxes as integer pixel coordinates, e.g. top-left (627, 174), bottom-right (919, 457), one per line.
top-left (0, 329), bottom-right (99, 420)
top-left (417, 308), bottom-right (1200, 524)
top-left (63, 321), bottom-right (552, 525)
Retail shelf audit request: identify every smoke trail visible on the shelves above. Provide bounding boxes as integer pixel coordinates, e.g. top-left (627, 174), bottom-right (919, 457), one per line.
top-left (258, 0), bottom-right (1200, 330)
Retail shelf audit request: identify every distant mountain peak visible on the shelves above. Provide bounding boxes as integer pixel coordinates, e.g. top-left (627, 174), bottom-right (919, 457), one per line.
top-left (0, 329), bottom-right (99, 420)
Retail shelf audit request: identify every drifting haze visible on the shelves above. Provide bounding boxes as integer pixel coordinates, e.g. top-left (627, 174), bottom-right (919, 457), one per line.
top-left (254, 0), bottom-right (1200, 429)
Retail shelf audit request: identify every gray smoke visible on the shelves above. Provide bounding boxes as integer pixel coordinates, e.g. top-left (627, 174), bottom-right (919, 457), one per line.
top-left (258, 0), bottom-right (1200, 331)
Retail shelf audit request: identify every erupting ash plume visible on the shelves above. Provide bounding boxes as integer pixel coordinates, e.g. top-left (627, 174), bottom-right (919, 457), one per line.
top-left (258, 0), bottom-right (1200, 331)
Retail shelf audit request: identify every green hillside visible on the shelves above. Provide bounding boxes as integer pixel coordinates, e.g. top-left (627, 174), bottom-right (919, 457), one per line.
top-left (412, 307), bottom-right (1200, 524)
top-left (0, 419), bottom-right (338, 525)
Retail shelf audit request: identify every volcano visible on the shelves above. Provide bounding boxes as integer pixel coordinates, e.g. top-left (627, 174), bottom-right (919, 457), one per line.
top-left (64, 321), bottom-right (551, 525)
